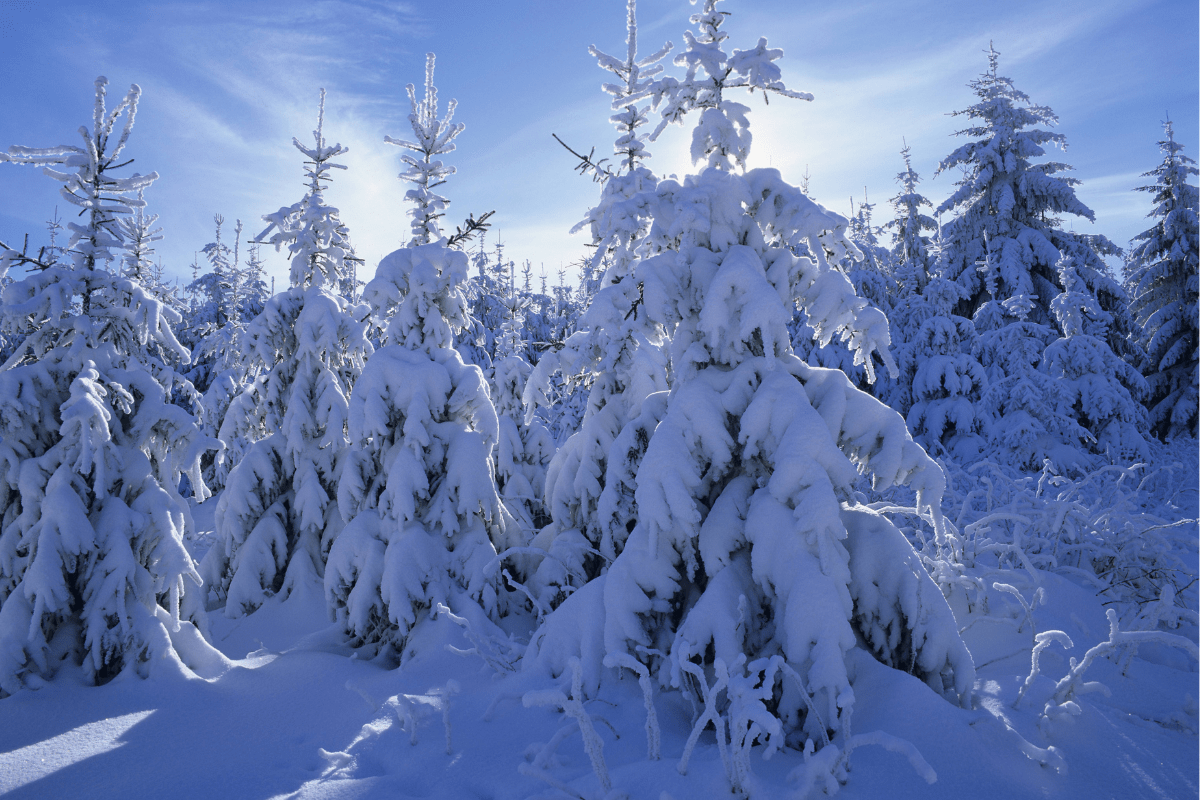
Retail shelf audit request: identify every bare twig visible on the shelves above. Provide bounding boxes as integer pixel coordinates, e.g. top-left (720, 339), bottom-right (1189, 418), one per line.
top-left (551, 133), bottom-right (615, 182)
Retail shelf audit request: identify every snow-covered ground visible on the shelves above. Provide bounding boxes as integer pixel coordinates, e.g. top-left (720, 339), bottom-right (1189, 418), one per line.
top-left (1, 498), bottom-right (1194, 800)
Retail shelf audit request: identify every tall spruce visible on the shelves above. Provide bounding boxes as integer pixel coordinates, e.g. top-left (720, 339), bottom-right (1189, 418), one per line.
top-left (526, 2), bottom-right (972, 757)
top-left (200, 90), bottom-right (372, 616)
top-left (0, 78), bottom-right (217, 693)
top-left (327, 55), bottom-right (517, 656)
top-left (936, 45), bottom-right (1146, 466)
top-left (1126, 120), bottom-right (1199, 440)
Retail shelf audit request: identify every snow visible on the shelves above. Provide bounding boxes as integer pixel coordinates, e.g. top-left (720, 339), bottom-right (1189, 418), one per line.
top-left (0, 501), bottom-right (1194, 799)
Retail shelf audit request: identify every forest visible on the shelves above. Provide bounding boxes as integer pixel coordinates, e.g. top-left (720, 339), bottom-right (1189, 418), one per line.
top-left (0, 1), bottom-right (1195, 798)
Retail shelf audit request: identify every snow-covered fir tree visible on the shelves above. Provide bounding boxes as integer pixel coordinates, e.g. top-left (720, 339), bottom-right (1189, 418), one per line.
top-left (1043, 254), bottom-right (1149, 460)
top-left (884, 143), bottom-right (938, 296)
top-left (901, 276), bottom-right (988, 460)
top-left (327, 55), bottom-right (517, 656)
top-left (386, 53), bottom-right (463, 247)
top-left (1125, 120), bottom-right (1199, 440)
top-left (187, 215), bottom-right (243, 393)
top-left (935, 45), bottom-right (1147, 466)
top-left (875, 149), bottom-right (988, 457)
top-left (0, 78), bottom-right (217, 693)
top-left (238, 242), bottom-right (269, 325)
top-left (115, 189), bottom-right (163, 284)
top-left (193, 218), bottom-right (259, 492)
top-left (200, 89), bottom-right (372, 617)
top-left (526, 2), bottom-right (973, 754)
top-left (523, 0), bottom-right (674, 606)
top-left (845, 191), bottom-right (895, 310)
top-left (490, 291), bottom-right (554, 546)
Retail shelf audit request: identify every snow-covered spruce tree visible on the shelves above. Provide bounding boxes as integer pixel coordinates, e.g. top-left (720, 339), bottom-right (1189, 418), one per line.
top-left (1043, 254), bottom-right (1149, 459)
top-left (193, 218), bottom-right (260, 491)
top-left (489, 295), bottom-right (554, 548)
top-left (0, 78), bottom-right (217, 693)
top-left (239, 242), bottom-right (269, 326)
top-left (875, 150), bottom-right (988, 456)
top-left (115, 189), bottom-right (163, 284)
top-left (527, 1), bottom-right (973, 753)
top-left (935, 45), bottom-right (1146, 464)
top-left (386, 52), bottom-right (463, 247)
top-left (972, 259), bottom-right (1094, 471)
top-left (326, 55), bottom-right (517, 656)
top-left (200, 90), bottom-right (372, 617)
top-left (884, 143), bottom-right (938, 296)
top-left (876, 145), bottom-right (939, 415)
top-left (1126, 120), bottom-right (1199, 440)
top-left (845, 192), bottom-right (895, 311)
top-left (523, 0), bottom-right (673, 607)
top-left (901, 277), bottom-right (988, 460)
top-left (187, 217), bottom-right (246, 398)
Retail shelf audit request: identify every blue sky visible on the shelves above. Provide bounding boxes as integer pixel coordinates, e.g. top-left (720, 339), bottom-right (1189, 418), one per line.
top-left (0, 0), bottom-right (1195, 290)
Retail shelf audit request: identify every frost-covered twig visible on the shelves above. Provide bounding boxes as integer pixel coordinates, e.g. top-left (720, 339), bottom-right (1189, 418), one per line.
top-left (788, 729), bottom-right (936, 797)
top-left (523, 657), bottom-right (613, 794)
top-left (1014, 630), bottom-right (1073, 709)
top-left (1045, 608), bottom-right (1199, 723)
top-left (993, 582), bottom-right (1045, 634)
top-left (677, 659), bottom-right (730, 779)
top-left (604, 652), bottom-right (661, 760)
top-left (437, 603), bottom-right (521, 674)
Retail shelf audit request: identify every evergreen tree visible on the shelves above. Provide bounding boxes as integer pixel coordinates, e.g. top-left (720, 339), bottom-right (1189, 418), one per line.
top-left (327, 55), bottom-right (517, 656)
top-left (489, 288), bottom-right (554, 547)
top-left (902, 276), bottom-right (988, 460)
top-left (527, 2), bottom-right (972, 754)
top-left (1044, 254), bottom-right (1149, 460)
top-left (0, 78), bottom-right (217, 693)
top-left (386, 53), bottom-right (463, 247)
top-left (525, 0), bottom-right (673, 606)
top-left (200, 90), bottom-right (372, 616)
top-left (884, 143), bottom-right (937, 295)
top-left (1126, 120), bottom-right (1199, 440)
top-left (935, 45), bottom-right (1145, 465)
top-left (115, 189), bottom-right (163, 285)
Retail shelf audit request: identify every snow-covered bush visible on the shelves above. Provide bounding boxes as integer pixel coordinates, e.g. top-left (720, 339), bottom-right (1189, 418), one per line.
top-left (0, 78), bottom-right (217, 693)
top-left (326, 56), bottom-right (517, 656)
top-left (200, 90), bottom-right (371, 616)
top-left (932, 456), bottom-right (1198, 614)
top-left (526, 2), bottom-right (973, 761)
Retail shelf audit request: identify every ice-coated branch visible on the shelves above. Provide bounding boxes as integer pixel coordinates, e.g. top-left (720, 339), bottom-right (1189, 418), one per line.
top-left (1014, 630), bottom-right (1073, 709)
top-left (1047, 608), bottom-right (1198, 716)
top-left (522, 657), bottom-right (612, 794)
top-left (604, 651), bottom-right (661, 760)
top-left (387, 52), bottom-right (465, 245)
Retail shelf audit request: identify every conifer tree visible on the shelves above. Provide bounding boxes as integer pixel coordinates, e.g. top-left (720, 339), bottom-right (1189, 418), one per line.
top-left (935, 45), bottom-right (1145, 465)
top-left (327, 55), bottom-right (517, 656)
top-left (527, 2), bottom-right (972, 753)
top-left (0, 78), bottom-right (216, 692)
top-left (1126, 120), bottom-right (1199, 440)
top-left (524, 0), bottom-right (674, 604)
top-left (885, 143), bottom-right (937, 295)
top-left (200, 90), bottom-right (372, 616)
